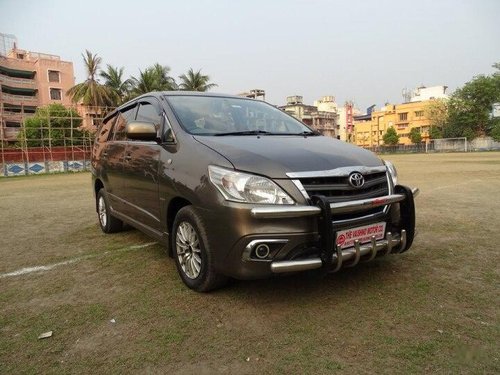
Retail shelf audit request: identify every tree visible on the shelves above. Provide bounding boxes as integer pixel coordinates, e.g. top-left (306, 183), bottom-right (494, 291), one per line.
top-left (179, 68), bottom-right (217, 91)
top-left (425, 98), bottom-right (448, 139)
top-left (99, 64), bottom-right (133, 106)
top-left (383, 127), bottom-right (399, 145)
top-left (429, 126), bottom-right (443, 139)
top-left (130, 63), bottom-right (177, 96)
top-left (409, 128), bottom-right (422, 144)
top-left (67, 50), bottom-right (112, 108)
top-left (444, 63), bottom-right (500, 139)
top-left (20, 104), bottom-right (86, 147)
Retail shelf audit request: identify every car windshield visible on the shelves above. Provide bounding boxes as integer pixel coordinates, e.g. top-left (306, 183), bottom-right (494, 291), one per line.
top-left (166, 95), bottom-right (314, 136)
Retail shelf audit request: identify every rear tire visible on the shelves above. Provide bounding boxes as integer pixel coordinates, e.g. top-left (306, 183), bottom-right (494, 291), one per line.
top-left (96, 189), bottom-right (123, 233)
top-left (172, 206), bottom-right (228, 292)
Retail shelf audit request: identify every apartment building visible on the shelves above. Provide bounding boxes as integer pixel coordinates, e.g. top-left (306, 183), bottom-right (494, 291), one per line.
top-left (280, 95), bottom-right (339, 138)
top-left (353, 86), bottom-right (448, 146)
top-left (0, 43), bottom-right (75, 142)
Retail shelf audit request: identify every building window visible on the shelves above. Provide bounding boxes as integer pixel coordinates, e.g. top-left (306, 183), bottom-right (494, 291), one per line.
top-left (414, 110), bottom-right (424, 117)
top-left (399, 112), bottom-right (408, 121)
top-left (50, 88), bottom-right (62, 100)
top-left (48, 70), bottom-right (60, 83)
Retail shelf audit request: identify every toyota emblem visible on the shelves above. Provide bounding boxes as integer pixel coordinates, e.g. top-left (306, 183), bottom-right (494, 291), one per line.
top-left (348, 172), bottom-right (365, 188)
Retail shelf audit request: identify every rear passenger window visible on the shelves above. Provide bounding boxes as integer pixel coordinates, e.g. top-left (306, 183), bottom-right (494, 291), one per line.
top-left (113, 105), bottom-right (137, 141)
top-left (136, 103), bottom-right (162, 130)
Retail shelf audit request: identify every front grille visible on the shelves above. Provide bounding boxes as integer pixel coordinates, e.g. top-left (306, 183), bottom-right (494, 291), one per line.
top-left (298, 171), bottom-right (390, 223)
top-left (299, 171), bottom-right (389, 203)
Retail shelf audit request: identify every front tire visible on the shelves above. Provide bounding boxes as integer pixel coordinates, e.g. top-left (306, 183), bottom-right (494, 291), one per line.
top-left (96, 189), bottom-right (123, 233)
top-left (172, 206), bottom-right (227, 292)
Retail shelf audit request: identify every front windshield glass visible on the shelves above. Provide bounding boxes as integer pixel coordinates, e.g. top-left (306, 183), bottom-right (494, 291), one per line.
top-left (166, 95), bottom-right (313, 136)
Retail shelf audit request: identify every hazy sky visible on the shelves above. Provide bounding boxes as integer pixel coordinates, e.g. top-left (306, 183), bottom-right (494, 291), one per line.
top-left (1, 0), bottom-right (499, 110)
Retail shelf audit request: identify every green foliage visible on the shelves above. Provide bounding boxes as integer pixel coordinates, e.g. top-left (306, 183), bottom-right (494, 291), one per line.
top-left (444, 63), bottom-right (500, 139)
top-left (67, 50), bottom-right (112, 107)
top-left (409, 128), bottom-right (422, 144)
top-left (19, 104), bottom-right (86, 147)
top-left (130, 63), bottom-right (177, 97)
top-left (429, 126), bottom-right (443, 139)
top-left (491, 120), bottom-right (500, 141)
top-left (69, 50), bottom-right (218, 106)
top-left (100, 65), bottom-right (133, 106)
top-left (425, 99), bottom-right (447, 139)
top-left (383, 127), bottom-right (399, 145)
top-left (179, 68), bottom-right (217, 91)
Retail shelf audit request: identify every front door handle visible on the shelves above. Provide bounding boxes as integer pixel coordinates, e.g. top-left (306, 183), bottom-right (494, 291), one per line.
top-left (124, 154), bottom-right (132, 161)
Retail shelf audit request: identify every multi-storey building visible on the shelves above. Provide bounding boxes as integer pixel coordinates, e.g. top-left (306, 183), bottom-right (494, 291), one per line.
top-left (0, 43), bottom-right (75, 142)
top-left (353, 86), bottom-right (448, 146)
top-left (280, 95), bottom-right (339, 138)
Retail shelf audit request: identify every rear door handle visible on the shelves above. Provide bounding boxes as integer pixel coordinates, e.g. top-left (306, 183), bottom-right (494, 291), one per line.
top-left (124, 154), bottom-right (132, 161)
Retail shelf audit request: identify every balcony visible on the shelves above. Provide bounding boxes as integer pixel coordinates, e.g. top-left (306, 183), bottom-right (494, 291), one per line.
top-left (1, 92), bottom-right (39, 105)
top-left (0, 74), bottom-right (37, 89)
top-left (1, 111), bottom-right (24, 122)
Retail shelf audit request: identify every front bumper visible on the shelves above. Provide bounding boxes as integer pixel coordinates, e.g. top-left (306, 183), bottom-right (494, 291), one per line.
top-left (245, 185), bottom-right (418, 276)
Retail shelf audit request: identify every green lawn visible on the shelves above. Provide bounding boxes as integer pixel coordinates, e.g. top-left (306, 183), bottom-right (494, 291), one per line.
top-left (1, 152), bottom-right (499, 374)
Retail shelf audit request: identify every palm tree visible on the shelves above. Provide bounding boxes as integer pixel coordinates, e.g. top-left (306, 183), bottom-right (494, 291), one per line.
top-left (99, 64), bottom-right (133, 106)
top-left (130, 63), bottom-right (177, 97)
top-left (179, 68), bottom-right (217, 91)
top-left (67, 50), bottom-right (112, 108)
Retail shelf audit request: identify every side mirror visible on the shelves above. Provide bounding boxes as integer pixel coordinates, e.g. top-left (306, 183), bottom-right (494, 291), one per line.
top-left (126, 121), bottom-right (157, 141)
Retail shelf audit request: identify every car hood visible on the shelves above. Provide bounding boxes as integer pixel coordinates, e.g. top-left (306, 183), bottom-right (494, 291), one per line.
top-left (193, 135), bottom-right (383, 178)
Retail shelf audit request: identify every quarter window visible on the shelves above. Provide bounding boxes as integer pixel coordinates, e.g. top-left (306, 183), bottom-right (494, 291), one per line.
top-left (113, 105), bottom-right (137, 141)
top-left (136, 103), bottom-right (161, 127)
top-left (96, 115), bottom-right (117, 143)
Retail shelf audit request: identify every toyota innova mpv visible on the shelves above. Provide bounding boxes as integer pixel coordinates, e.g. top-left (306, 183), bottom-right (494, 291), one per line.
top-left (92, 92), bottom-right (418, 291)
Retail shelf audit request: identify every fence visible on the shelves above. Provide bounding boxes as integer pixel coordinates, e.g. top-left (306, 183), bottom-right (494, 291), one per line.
top-left (365, 137), bottom-right (500, 154)
top-left (0, 105), bottom-right (113, 176)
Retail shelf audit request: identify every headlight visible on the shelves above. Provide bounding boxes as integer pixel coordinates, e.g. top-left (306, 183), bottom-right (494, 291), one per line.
top-left (208, 165), bottom-right (294, 204)
top-left (384, 160), bottom-right (398, 186)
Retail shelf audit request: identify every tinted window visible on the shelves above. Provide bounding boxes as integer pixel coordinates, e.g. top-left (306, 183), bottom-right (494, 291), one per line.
top-left (113, 105), bottom-right (137, 141)
top-left (166, 96), bottom-right (311, 135)
top-left (96, 115), bottom-right (116, 143)
top-left (136, 103), bottom-right (162, 128)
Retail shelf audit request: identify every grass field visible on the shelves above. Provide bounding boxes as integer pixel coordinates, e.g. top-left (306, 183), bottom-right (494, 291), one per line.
top-left (1, 152), bottom-right (499, 374)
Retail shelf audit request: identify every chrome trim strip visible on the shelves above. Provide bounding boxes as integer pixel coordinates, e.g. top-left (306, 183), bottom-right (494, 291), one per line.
top-left (243, 239), bottom-right (288, 262)
top-left (250, 205), bottom-right (321, 218)
top-left (329, 193), bottom-right (405, 214)
top-left (286, 165), bottom-right (387, 179)
top-left (270, 230), bottom-right (405, 273)
top-left (291, 179), bottom-right (310, 201)
top-left (251, 193), bottom-right (405, 219)
top-left (270, 258), bottom-right (322, 273)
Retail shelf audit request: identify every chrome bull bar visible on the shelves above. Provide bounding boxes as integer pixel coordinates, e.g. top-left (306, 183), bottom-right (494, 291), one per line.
top-left (251, 187), bottom-right (419, 219)
top-left (270, 230), bottom-right (407, 274)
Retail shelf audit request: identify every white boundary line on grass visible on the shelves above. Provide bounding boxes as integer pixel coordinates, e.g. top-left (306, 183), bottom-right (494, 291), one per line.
top-left (0, 242), bottom-right (158, 279)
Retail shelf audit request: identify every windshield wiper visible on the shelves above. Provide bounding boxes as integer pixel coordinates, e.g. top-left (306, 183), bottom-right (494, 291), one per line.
top-left (278, 131), bottom-right (320, 136)
top-left (214, 130), bottom-right (273, 136)
top-left (295, 130), bottom-right (320, 136)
